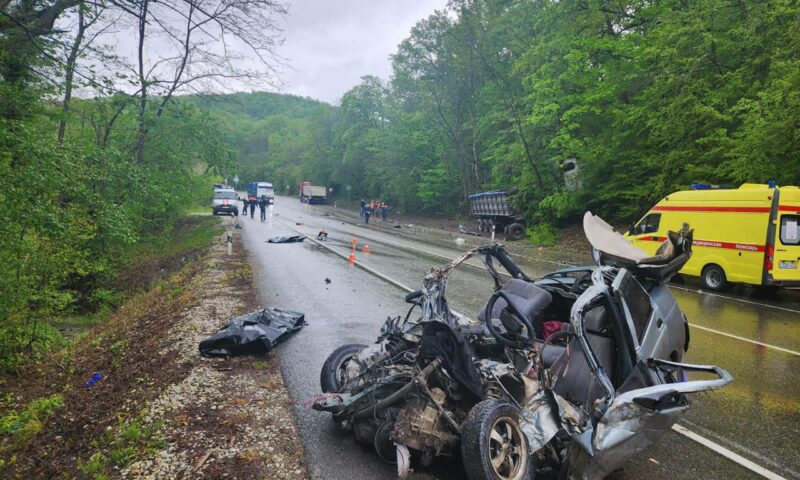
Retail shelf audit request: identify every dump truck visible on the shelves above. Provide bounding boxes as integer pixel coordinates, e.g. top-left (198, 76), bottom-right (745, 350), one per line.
top-left (468, 189), bottom-right (527, 240)
top-left (299, 182), bottom-right (327, 204)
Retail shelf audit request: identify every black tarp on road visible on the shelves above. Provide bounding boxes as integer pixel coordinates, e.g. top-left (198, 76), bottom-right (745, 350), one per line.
top-left (267, 235), bottom-right (306, 243)
top-left (199, 308), bottom-right (306, 357)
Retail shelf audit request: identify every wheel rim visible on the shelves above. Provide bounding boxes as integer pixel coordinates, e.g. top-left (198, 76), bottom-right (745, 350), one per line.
top-left (335, 352), bottom-right (360, 388)
top-left (706, 269), bottom-right (722, 288)
top-left (488, 416), bottom-right (527, 480)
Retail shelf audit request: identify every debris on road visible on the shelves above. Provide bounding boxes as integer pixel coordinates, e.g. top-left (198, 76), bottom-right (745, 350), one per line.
top-left (317, 229), bottom-right (328, 241)
top-left (458, 224), bottom-right (482, 236)
top-left (324, 278), bottom-right (331, 284)
top-left (392, 224), bottom-right (402, 229)
top-left (84, 373), bottom-right (103, 388)
top-left (199, 308), bottom-right (306, 357)
top-left (267, 235), bottom-right (306, 243)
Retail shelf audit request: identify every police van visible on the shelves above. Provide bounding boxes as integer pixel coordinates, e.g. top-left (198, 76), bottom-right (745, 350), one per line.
top-left (626, 183), bottom-right (800, 290)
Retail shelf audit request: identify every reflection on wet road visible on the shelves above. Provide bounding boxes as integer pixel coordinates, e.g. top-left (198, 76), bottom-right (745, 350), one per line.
top-left (241, 197), bottom-right (799, 480)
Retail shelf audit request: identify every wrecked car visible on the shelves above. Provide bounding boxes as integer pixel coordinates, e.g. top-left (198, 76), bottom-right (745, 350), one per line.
top-left (312, 212), bottom-right (732, 480)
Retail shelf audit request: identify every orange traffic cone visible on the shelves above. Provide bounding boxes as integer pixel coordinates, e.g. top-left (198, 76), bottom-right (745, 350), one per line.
top-left (363, 245), bottom-right (371, 253)
top-left (351, 237), bottom-right (358, 247)
top-left (348, 249), bottom-right (356, 264)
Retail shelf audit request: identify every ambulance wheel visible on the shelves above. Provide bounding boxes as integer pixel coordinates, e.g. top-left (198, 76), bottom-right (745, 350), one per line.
top-left (702, 265), bottom-right (727, 291)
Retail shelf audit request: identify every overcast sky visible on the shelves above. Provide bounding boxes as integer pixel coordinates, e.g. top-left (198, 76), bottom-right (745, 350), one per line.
top-left (277, 1), bottom-right (447, 104)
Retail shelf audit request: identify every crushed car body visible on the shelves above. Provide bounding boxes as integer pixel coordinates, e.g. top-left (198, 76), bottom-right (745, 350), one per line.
top-left (312, 211), bottom-right (732, 480)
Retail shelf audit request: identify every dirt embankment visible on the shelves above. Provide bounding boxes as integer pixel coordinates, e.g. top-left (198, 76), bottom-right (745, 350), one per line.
top-left (0, 224), bottom-right (308, 479)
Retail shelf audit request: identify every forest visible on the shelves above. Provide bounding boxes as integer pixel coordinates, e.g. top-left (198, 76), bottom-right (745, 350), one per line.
top-left (0, 0), bottom-right (283, 369)
top-left (1, 0), bottom-right (799, 367)
top-left (220, 0), bottom-right (799, 224)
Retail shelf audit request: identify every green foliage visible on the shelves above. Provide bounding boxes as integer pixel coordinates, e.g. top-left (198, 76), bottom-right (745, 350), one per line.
top-left (0, 394), bottom-right (64, 447)
top-left (0, 85), bottom-right (230, 371)
top-left (196, 0), bottom-right (800, 227)
top-left (527, 223), bottom-right (558, 247)
top-left (78, 415), bottom-right (167, 477)
top-left (537, 190), bottom-right (580, 224)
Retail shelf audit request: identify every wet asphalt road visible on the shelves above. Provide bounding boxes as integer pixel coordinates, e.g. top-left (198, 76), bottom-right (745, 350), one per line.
top-left (236, 197), bottom-right (799, 480)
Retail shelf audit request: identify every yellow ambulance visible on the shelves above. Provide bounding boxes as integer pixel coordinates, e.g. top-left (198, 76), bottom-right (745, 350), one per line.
top-left (625, 183), bottom-right (800, 290)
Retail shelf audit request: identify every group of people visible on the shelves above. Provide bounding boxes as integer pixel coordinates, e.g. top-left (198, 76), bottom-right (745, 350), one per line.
top-left (239, 195), bottom-right (270, 220)
top-left (359, 199), bottom-right (388, 224)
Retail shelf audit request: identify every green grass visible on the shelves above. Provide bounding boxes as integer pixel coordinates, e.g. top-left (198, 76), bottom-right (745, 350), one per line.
top-left (77, 414), bottom-right (168, 478)
top-left (527, 223), bottom-right (558, 247)
top-left (0, 394), bottom-right (64, 449)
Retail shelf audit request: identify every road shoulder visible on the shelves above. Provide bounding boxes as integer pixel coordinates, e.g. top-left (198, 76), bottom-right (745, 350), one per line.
top-left (0, 221), bottom-right (308, 479)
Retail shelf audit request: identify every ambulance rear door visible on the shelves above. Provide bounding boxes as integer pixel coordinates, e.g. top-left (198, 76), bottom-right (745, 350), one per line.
top-left (771, 196), bottom-right (800, 283)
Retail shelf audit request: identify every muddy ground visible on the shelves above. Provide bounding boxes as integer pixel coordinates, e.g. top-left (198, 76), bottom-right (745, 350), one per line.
top-left (0, 223), bottom-right (307, 479)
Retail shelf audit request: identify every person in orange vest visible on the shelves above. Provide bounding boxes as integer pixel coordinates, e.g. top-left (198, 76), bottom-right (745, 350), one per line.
top-left (369, 199), bottom-right (374, 211)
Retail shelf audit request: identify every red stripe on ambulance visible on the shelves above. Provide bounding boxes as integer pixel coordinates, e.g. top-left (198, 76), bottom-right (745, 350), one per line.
top-left (639, 236), bottom-right (764, 252)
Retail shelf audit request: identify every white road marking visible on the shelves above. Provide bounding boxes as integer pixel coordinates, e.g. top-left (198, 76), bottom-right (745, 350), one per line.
top-left (688, 323), bottom-right (800, 356)
top-left (670, 284), bottom-right (800, 314)
top-left (277, 214), bottom-right (791, 480)
top-left (671, 424), bottom-right (788, 480)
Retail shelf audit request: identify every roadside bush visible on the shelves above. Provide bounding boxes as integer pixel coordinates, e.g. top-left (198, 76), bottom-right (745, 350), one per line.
top-left (538, 190), bottom-right (579, 224)
top-left (527, 223), bottom-right (558, 247)
top-left (0, 394), bottom-right (64, 448)
top-left (0, 324), bottom-right (64, 373)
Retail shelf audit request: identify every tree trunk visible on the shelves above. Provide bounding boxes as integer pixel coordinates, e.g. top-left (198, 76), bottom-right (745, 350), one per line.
top-left (57, 4), bottom-right (86, 144)
top-left (135, 0), bottom-right (149, 163)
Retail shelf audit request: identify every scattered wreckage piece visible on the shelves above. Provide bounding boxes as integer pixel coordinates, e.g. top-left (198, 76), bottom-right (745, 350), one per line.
top-left (267, 235), bottom-right (306, 244)
top-left (199, 308), bottom-right (306, 357)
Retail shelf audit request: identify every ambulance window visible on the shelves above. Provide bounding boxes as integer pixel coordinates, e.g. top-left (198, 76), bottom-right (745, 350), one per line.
top-left (780, 215), bottom-right (800, 245)
top-left (635, 213), bottom-right (661, 234)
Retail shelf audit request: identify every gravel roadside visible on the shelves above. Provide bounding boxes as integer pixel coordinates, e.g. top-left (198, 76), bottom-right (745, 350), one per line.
top-left (121, 227), bottom-right (309, 479)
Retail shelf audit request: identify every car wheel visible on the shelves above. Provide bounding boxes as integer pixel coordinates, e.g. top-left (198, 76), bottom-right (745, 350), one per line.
top-left (702, 264), bottom-right (727, 291)
top-left (320, 343), bottom-right (367, 393)
top-left (461, 399), bottom-right (534, 480)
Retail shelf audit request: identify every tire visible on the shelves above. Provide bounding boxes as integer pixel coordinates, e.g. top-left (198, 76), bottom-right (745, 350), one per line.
top-left (461, 399), bottom-right (534, 480)
top-left (506, 223), bottom-right (526, 241)
top-left (702, 264), bottom-right (727, 291)
top-left (320, 343), bottom-right (367, 393)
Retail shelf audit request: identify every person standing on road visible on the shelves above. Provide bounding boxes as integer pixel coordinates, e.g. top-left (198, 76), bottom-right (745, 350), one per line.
top-left (258, 194), bottom-right (268, 220)
top-left (381, 202), bottom-right (388, 222)
top-left (240, 195), bottom-right (248, 216)
top-left (364, 204), bottom-right (372, 224)
top-left (249, 196), bottom-right (256, 219)
top-left (359, 198), bottom-right (365, 218)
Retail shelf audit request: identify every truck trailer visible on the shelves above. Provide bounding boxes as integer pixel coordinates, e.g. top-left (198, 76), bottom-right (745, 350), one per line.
top-left (468, 189), bottom-right (527, 240)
